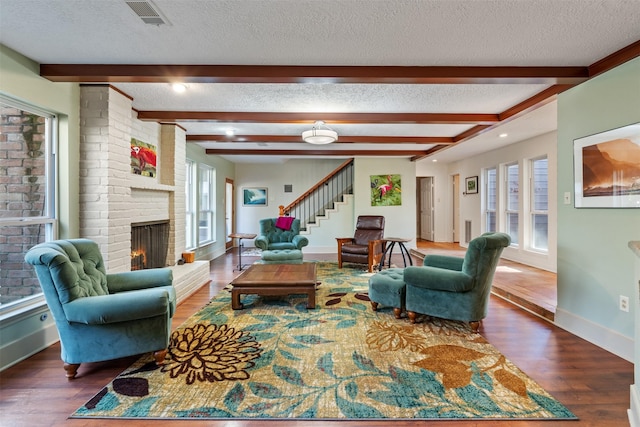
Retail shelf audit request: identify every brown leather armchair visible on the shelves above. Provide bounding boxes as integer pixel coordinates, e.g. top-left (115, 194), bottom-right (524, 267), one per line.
top-left (337, 215), bottom-right (386, 272)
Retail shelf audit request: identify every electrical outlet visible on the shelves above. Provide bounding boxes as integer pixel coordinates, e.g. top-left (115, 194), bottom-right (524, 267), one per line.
top-left (619, 295), bottom-right (630, 312)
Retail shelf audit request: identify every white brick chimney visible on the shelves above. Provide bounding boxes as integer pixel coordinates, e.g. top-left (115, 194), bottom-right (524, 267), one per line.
top-left (79, 85), bottom-right (186, 272)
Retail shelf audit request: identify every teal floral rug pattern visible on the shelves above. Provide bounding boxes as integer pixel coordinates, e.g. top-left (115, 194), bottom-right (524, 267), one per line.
top-left (72, 262), bottom-right (576, 420)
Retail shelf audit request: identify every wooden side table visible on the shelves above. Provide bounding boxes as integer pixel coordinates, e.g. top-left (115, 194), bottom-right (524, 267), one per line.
top-left (378, 237), bottom-right (413, 270)
top-left (228, 233), bottom-right (257, 271)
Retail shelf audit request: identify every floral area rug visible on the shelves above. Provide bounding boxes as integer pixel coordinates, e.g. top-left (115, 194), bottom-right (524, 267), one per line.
top-left (71, 262), bottom-right (576, 420)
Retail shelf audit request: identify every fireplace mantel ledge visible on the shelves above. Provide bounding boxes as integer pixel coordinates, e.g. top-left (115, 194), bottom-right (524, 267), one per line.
top-left (131, 182), bottom-right (174, 192)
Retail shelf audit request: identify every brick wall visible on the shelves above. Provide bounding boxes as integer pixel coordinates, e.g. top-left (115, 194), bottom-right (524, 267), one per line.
top-left (0, 106), bottom-right (47, 305)
top-left (79, 86), bottom-right (132, 271)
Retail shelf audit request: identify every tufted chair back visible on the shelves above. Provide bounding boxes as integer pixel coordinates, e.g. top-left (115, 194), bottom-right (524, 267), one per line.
top-left (28, 239), bottom-right (109, 304)
top-left (254, 217), bottom-right (309, 251)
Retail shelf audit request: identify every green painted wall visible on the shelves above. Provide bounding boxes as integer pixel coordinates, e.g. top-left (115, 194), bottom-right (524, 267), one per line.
top-left (186, 143), bottom-right (235, 261)
top-left (556, 57), bottom-right (640, 346)
top-left (0, 45), bottom-right (81, 370)
top-left (0, 44), bottom-right (80, 238)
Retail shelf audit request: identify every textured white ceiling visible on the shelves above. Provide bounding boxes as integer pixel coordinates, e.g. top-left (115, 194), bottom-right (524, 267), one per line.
top-left (2, 0), bottom-right (639, 65)
top-left (0, 0), bottom-right (638, 162)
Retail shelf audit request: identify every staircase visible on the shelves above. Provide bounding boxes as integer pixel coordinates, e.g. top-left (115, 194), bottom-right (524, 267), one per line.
top-left (279, 159), bottom-right (354, 231)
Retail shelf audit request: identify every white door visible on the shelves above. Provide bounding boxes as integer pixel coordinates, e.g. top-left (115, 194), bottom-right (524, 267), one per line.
top-left (419, 177), bottom-right (434, 240)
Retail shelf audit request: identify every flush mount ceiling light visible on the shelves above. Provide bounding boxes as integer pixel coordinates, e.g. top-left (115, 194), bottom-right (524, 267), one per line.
top-left (172, 83), bottom-right (187, 93)
top-left (302, 121), bottom-right (338, 145)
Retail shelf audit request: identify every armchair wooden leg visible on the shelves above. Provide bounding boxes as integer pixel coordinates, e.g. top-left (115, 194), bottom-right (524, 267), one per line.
top-left (64, 363), bottom-right (80, 380)
top-left (469, 321), bottom-right (481, 333)
top-left (407, 311), bottom-right (417, 324)
top-left (393, 307), bottom-right (402, 319)
top-left (154, 349), bottom-right (168, 365)
top-left (371, 301), bottom-right (378, 311)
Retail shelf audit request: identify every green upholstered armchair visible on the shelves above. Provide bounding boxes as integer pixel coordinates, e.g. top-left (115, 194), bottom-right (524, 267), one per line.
top-left (254, 217), bottom-right (309, 251)
top-left (403, 232), bottom-right (510, 332)
top-left (24, 239), bottom-right (176, 379)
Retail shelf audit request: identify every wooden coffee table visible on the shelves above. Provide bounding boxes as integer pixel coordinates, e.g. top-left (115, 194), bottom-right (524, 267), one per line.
top-left (230, 263), bottom-right (318, 310)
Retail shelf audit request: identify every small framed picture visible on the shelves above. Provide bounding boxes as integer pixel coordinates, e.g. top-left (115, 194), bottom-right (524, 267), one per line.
top-left (242, 187), bottom-right (268, 206)
top-left (465, 176), bottom-right (478, 195)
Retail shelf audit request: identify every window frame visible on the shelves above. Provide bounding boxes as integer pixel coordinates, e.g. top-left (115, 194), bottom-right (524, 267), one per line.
top-left (528, 156), bottom-right (549, 253)
top-left (185, 159), bottom-right (196, 250)
top-left (197, 163), bottom-right (216, 246)
top-left (484, 167), bottom-right (497, 233)
top-left (504, 162), bottom-right (519, 246)
top-left (0, 95), bottom-right (58, 316)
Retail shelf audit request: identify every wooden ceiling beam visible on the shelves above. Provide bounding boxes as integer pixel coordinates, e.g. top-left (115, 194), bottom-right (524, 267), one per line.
top-left (589, 39), bottom-right (640, 78)
top-left (410, 84), bottom-right (576, 161)
top-left (40, 64), bottom-right (589, 84)
top-left (205, 149), bottom-right (428, 156)
top-left (139, 111), bottom-right (498, 124)
top-left (187, 135), bottom-right (455, 144)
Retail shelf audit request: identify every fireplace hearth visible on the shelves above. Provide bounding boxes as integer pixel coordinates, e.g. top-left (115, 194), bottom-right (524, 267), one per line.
top-left (131, 220), bottom-right (170, 270)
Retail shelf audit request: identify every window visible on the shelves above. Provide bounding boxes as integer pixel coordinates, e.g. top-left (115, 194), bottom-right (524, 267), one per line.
top-left (530, 157), bottom-right (548, 251)
top-left (485, 167), bottom-right (497, 232)
top-left (0, 96), bottom-right (57, 312)
top-left (505, 162), bottom-right (519, 245)
top-left (185, 159), bottom-right (196, 249)
top-left (198, 164), bottom-right (215, 245)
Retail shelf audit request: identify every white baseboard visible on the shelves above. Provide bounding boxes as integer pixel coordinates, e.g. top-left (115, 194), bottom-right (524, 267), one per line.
top-left (555, 307), bottom-right (633, 362)
top-left (1, 320), bottom-right (59, 372)
top-left (630, 385), bottom-right (640, 427)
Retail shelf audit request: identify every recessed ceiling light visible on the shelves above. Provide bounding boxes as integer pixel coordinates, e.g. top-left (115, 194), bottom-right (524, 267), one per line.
top-left (499, 133), bottom-right (508, 138)
top-left (432, 159), bottom-right (438, 162)
top-left (172, 83), bottom-right (187, 93)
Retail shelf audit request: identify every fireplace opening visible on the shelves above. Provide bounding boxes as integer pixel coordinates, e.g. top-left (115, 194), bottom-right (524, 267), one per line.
top-left (131, 220), bottom-right (170, 270)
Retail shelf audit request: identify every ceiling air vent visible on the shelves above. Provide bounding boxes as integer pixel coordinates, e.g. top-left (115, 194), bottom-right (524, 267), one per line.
top-left (125, 0), bottom-right (170, 25)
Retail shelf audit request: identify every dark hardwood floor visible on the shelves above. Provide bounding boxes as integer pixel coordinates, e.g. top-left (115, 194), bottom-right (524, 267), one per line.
top-left (0, 248), bottom-right (632, 427)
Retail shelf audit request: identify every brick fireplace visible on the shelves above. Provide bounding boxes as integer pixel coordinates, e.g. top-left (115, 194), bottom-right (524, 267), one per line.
top-left (78, 85), bottom-right (208, 302)
top-left (131, 220), bottom-right (170, 270)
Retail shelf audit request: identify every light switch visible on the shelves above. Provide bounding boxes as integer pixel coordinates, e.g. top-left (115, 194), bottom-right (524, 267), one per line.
top-left (563, 192), bottom-right (571, 205)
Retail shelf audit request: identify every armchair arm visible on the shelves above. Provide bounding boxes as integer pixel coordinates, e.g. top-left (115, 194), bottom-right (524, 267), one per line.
top-left (107, 268), bottom-right (173, 293)
top-left (404, 266), bottom-right (474, 292)
top-left (292, 235), bottom-right (309, 249)
top-left (62, 287), bottom-right (172, 324)
top-left (422, 254), bottom-right (464, 271)
top-left (368, 239), bottom-right (385, 254)
top-left (336, 237), bottom-right (354, 248)
top-left (255, 236), bottom-right (269, 250)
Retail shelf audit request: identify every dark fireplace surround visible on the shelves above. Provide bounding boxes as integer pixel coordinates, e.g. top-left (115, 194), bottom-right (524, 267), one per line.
top-left (131, 220), bottom-right (170, 270)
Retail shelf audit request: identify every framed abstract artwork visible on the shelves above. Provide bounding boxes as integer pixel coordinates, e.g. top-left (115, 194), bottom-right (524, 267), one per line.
top-left (242, 188), bottom-right (268, 206)
top-left (573, 123), bottom-right (640, 208)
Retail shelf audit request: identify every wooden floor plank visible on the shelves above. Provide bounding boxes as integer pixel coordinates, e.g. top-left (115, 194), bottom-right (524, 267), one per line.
top-left (0, 249), bottom-right (632, 427)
